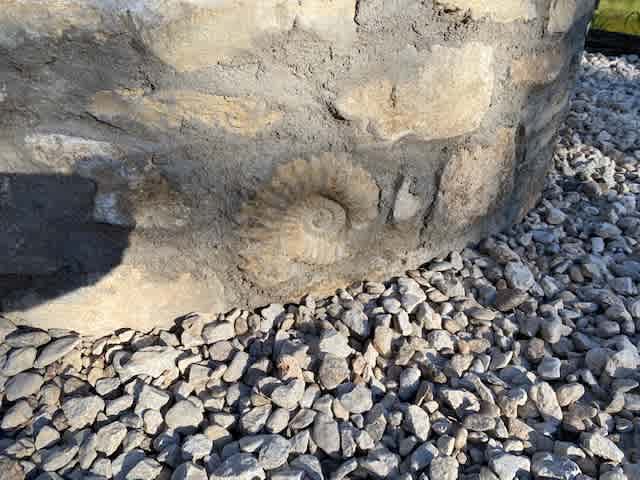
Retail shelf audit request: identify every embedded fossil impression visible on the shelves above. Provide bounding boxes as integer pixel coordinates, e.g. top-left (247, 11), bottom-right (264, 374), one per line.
top-left (238, 152), bottom-right (379, 286)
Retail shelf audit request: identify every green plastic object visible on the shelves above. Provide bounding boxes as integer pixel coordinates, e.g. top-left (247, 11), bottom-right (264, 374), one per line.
top-left (592, 0), bottom-right (640, 35)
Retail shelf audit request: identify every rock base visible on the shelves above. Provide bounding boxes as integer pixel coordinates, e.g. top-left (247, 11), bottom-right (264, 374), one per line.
top-left (0, 0), bottom-right (595, 335)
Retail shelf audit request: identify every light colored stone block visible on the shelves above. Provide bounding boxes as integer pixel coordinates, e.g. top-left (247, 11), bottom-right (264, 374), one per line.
top-left (89, 89), bottom-right (282, 137)
top-left (23, 133), bottom-right (189, 228)
top-left (335, 42), bottom-right (494, 142)
top-left (297, 0), bottom-right (357, 46)
top-left (24, 134), bottom-right (123, 172)
top-left (5, 263), bottom-right (225, 337)
top-left (129, 0), bottom-right (356, 71)
top-left (132, 1), bottom-right (297, 71)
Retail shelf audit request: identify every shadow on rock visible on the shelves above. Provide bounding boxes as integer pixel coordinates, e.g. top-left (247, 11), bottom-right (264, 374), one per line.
top-left (0, 173), bottom-right (131, 314)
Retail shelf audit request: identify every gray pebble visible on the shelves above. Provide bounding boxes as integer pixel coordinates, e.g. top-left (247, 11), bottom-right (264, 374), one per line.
top-left (5, 372), bottom-right (44, 401)
top-left (34, 336), bottom-right (81, 368)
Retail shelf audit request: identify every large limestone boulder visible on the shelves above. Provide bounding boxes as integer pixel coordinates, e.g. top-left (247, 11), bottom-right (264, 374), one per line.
top-left (0, 0), bottom-right (595, 336)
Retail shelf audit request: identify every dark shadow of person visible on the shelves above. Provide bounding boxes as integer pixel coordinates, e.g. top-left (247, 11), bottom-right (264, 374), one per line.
top-left (0, 173), bottom-right (131, 314)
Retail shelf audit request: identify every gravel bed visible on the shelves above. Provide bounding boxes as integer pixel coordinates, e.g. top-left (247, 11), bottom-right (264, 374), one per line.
top-left (1, 52), bottom-right (640, 480)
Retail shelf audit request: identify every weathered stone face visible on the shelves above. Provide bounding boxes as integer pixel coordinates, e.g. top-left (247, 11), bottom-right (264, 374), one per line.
top-left (0, 0), bottom-right (595, 335)
top-left (435, 128), bottom-right (517, 228)
top-left (335, 42), bottom-right (494, 142)
top-left (126, 0), bottom-right (358, 72)
top-left (134, 1), bottom-right (299, 72)
top-left (510, 47), bottom-right (566, 86)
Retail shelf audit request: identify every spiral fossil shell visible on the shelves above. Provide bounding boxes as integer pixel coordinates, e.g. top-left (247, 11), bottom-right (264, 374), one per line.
top-left (238, 152), bottom-right (379, 286)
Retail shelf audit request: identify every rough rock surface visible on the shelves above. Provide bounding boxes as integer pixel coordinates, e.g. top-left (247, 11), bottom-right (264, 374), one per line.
top-left (0, 0), bottom-right (594, 335)
top-left (1, 51), bottom-right (640, 477)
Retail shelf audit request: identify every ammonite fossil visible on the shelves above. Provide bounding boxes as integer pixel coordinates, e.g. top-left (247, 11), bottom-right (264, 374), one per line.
top-left (238, 152), bottom-right (379, 286)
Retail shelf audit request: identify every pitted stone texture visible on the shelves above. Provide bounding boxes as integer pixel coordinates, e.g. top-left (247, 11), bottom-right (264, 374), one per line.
top-left (336, 42), bottom-right (494, 142)
top-left (133, 1), bottom-right (296, 72)
top-left (436, 0), bottom-right (537, 23)
top-left (435, 128), bottom-right (517, 227)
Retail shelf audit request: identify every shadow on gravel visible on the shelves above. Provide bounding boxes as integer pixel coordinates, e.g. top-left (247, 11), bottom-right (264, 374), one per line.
top-left (0, 173), bottom-right (131, 313)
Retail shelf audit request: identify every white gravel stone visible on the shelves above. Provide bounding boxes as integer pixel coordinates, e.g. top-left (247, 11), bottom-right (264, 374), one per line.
top-left (529, 382), bottom-right (563, 424)
top-left (270, 380), bottom-right (305, 410)
top-left (531, 452), bottom-right (581, 480)
top-left (258, 435), bottom-right (291, 470)
top-left (318, 330), bottom-right (352, 358)
top-left (2, 347), bottom-right (37, 376)
top-left (96, 421), bottom-right (127, 456)
top-left (490, 453), bottom-right (531, 480)
top-left (341, 308), bottom-right (370, 337)
top-left (40, 445), bottom-right (78, 472)
top-left (34, 336), bottom-right (81, 368)
top-left (240, 405), bottom-right (272, 434)
top-left (1, 400), bottom-right (33, 430)
top-left (165, 400), bottom-right (203, 433)
top-left (430, 455), bottom-right (459, 480)
top-left (504, 262), bottom-right (535, 292)
top-left (124, 456), bottom-right (163, 479)
top-left (182, 434), bottom-right (212, 461)
top-left (203, 322), bottom-right (236, 345)
top-left (35, 426), bottom-right (61, 450)
top-left (581, 433), bottom-right (625, 463)
top-left (62, 395), bottom-right (105, 430)
top-left (210, 453), bottom-right (266, 480)
top-left (172, 462), bottom-right (208, 480)
top-left (556, 383), bottom-right (585, 407)
top-left (5, 372), bottom-right (44, 401)
top-left (311, 414), bottom-right (340, 457)
top-left (318, 355), bottom-right (349, 390)
top-left (359, 446), bottom-right (399, 477)
top-left (337, 384), bottom-right (373, 414)
top-left (223, 351), bottom-right (250, 383)
top-left (5, 330), bottom-right (51, 348)
top-left (290, 455), bottom-right (323, 480)
top-left (404, 405), bottom-right (431, 442)
top-left (114, 346), bottom-right (181, 381)
top-left (266, 408), bottom-right (290, 434)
